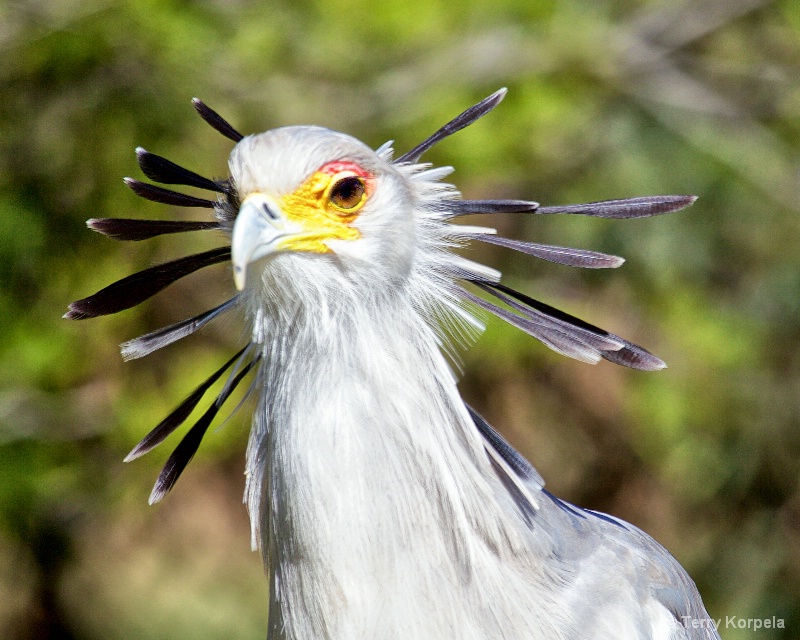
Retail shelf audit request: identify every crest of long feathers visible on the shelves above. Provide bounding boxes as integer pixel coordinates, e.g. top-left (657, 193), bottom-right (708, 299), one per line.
top-left (67, 89), bottom-right (696, 502)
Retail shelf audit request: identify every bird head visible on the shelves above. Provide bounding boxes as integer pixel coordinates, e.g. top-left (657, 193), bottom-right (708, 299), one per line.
top-left (228, 126), bottom-right (418, 298)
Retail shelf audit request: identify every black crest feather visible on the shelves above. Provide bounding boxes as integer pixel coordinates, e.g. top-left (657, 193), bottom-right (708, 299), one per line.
top-left (473, 235), bottom-right (625, 269)
top-left (124, 178), bottom-right (217, 208)
top-left (64, 247), bottom-right (230, 319)
top-left (88, 218), bottom-right (219, 241)
top-left (192, 98), bottom-right (244, 143)
top-left (136, 148), bottom-right (226, 193)
top-left (125, 347), bottom-right (247, 463)
top-left (468, 281), bottom-right (665, 371)
top-left (148, 355), bottom-right (259, 504)
top-left (537, 195), bottom-right (697, 219)
top-left (450, 195), bottom-right (695, 219)
top-left (449, 200), bottom-right (539, 216)
top-left (397, 88), bottom-right (507, 164)
top-left (121, 296), bottom-right (239, 360)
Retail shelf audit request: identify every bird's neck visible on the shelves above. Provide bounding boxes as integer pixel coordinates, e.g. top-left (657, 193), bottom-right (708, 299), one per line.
top-left (244, 280), bottom-right (531, 638)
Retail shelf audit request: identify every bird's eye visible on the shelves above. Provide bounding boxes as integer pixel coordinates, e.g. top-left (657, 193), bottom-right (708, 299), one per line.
top-left (328, 174), bottom-right (366, 212)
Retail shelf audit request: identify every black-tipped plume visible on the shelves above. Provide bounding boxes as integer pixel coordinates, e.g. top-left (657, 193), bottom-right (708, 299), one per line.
top-left (121, 296), bottom-right (239, 360)
top-left (64, 247), bottom-right (230, 319)
top-left (465, 281), bottom-right (665, 371)
top-left (192, 98), bottom-right (244, 143)
top-left (536, 195), bottom-right (696, 218)
top-left (136, 148), bottom-right (226, 193)
top-left (88, 218), bottom-right (220, 241)
top-left (124, 178), bottom-right (217, 208)
top-left (148, 355), bottom-right (259, 504)
top-left (397, 88), bottom-right (507, 164)
top-left (473, 235), bottom-right (625, 269)
top-left (450, 195), bottom-right (695, 219)
top-left (125, 347), bottom-right (248, 463)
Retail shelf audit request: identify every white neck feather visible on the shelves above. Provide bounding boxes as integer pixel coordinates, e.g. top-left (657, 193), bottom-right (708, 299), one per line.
top-left (242, 260), bottom-right (566, 639)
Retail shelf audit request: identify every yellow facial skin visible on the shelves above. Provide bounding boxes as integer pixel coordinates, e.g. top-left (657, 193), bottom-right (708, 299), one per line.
top-left (275, 164), bottom-right (370, 254)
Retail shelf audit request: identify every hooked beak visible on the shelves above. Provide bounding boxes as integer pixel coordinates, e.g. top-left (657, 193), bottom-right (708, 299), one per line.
top-left (231, 193), bottom-right (302, 290)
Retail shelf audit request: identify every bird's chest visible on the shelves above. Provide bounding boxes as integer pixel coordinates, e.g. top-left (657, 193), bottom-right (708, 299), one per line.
top-left (271, 361), bottom-right (459, 561)
top-left (262, 349), bottom-right (493, 637)
top-left (253, 313), bottom-right (561, 639)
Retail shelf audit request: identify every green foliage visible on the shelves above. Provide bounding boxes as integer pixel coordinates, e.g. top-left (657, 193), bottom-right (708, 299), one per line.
top-left (1, 0), bottom-right (799, 637)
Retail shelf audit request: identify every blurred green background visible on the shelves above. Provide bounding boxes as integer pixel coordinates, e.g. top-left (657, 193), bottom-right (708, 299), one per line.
top-left (1, 0), bottom-right (799, 638)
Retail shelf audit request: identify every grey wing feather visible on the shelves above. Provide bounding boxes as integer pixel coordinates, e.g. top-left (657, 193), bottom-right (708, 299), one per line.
top-left (468, 404), bottom-right (544, 490)
top-left (468, 406), bottom-right (721, 640)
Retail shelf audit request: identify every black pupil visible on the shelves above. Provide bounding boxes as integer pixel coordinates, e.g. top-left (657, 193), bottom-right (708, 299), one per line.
top-left (332, 177), bottom-right (364, 209)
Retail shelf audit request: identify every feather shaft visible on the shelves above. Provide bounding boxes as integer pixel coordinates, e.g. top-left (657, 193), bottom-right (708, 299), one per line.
top-left (448, 200), bottom-right (539, 215)
top-left (537, 195), bottom-right (697, 218)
